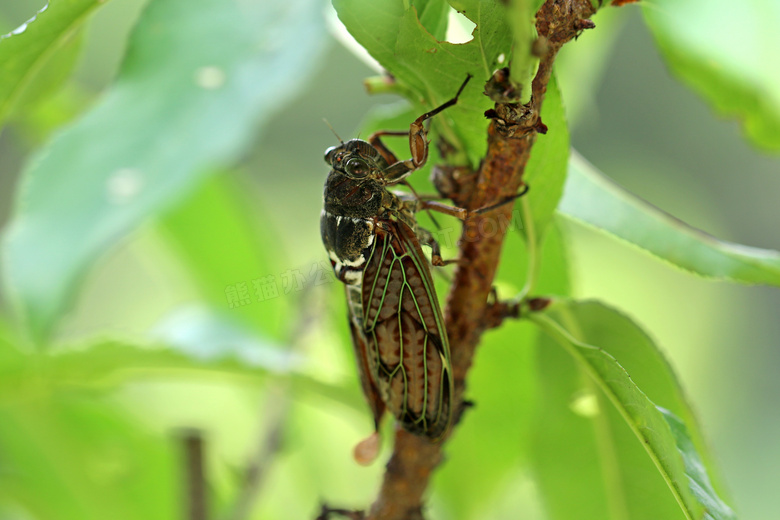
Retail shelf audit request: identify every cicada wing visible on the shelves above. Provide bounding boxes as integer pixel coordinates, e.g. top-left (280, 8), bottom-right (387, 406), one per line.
top-left (360, 220), bottom-right (453, 440)
top-left (346, 296), bottom-right (386, 432)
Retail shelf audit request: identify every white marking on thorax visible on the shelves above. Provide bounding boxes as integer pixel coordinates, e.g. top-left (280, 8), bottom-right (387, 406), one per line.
top-left (325, 210), bottom-right (375, 227)
top-left (341, 255), bottom-right (365, 268)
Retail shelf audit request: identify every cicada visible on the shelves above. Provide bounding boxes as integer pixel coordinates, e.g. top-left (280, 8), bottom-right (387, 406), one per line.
top-left (321, 77), bottom-right (471, 441)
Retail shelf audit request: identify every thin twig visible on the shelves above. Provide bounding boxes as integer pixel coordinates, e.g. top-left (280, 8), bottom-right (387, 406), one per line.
top-left (224, 281), bottom-right (322, 520)
top-left (180, 429), bottom-right (209, 520)
top-left (222, 393), bottom-right (288, 520)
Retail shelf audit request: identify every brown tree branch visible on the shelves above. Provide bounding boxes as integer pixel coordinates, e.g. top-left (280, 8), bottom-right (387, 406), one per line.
top-left (365, 2), bottom-right (596, 519)
top-left (180, 429), bottom-right (209, 520)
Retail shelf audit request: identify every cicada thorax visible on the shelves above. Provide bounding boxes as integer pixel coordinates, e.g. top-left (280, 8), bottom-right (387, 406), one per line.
top-left (320, 140), bottom-right (453, 440)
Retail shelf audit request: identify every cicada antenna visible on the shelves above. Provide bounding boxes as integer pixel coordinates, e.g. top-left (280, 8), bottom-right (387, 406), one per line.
top-left (322, 118), bottom-right (344, 145)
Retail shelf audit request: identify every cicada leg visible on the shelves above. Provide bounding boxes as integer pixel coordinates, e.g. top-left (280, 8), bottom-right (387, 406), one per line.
top-left (410, 185), bottom-right (532, 274)
top-left (368, 75), bottom-right (473, 184)
top-left (418, 184), bottom-right (530, 220)
top-left (416, 227), bottom-right (459, 267)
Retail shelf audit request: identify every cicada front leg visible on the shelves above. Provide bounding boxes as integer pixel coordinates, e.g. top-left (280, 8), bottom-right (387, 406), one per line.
top-left (369, 75), bottom-right (473, 185)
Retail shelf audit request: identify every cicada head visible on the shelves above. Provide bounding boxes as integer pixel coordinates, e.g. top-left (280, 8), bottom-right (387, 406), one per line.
top-left (324, 139), bottom-right (391, 186)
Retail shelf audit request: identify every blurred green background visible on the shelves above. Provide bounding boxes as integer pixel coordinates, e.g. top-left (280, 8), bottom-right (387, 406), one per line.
top-left (1, 1), bottom-right (778, 519)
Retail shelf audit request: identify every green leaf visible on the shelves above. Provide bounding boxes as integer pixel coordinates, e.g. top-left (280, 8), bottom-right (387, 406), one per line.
top-left (508, 76), bottom-right (568, 297)
top-left (434, 321), bottom-right (538, 519)
top-left (505, 0), bottom-right (538, 102)
top-left (0, 0), bottom-right (99, 126)
top-left (529, 286), bottom-right (687, 520)
top-left (434, 221), bottom-right (571, 518)
top-left (0, 323), bottom-right (364, 519)
top-left (1, 335), bottom-right (360, 418)
top-left (555, 302), bottom-right (713, 465)
top-left (0, 394), bottom-right (176, 520)
top-left (542, 301), bottom-right (730, 511)
top-left (157, 173), bottom-right (292, 340)
top-left (35, 341), bottom-right (284, 391)
top-left (496, 215), bottom-right (572, 297)
top-left (333, 0), bottom-right (513, 165)
top-left (151, 305), bottom-right (300, 373)
top-left (529, 299), bottom-right (736, 520)
top-left (2, 0), bottom-right (327, 342)
top-left (533, 331), bottom-right (641, 519)
top-left (521, 75), bottom-right (569, 240)
top-left (660, 408), bottom-right (736, 520)
top-left (417, 0), bottom-right (450, 41)
top-left (555, 6), bottom-right (626, 126)
top-left (642, 0), bottom-right (780, 151)
top-left (558, 152), bottom-right (780, 285)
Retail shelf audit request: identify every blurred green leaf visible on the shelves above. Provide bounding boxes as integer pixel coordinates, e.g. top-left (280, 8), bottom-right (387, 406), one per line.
top-left (158, 173), bottom-right (291, 340)
top-left (2, 0), bottom-right (327, 342)
top-left (559, 152), bottom-right (780, 285)
top-left (0, 304), bottom-right (291, 397)
top-left (34, 342), bottom-right (288, 391)
top-left (0, 318), bottom-right (366, 518)
top-left (0, 394), bottom-right (175, 520)
top-left (0, 328), bottom-right (181, 520)
top-left (7, 30), bottom-right (84, 123)
top-left (555, 6), bottom-right (626, 126)
top-left (495, 213), bottom-right (572, 299)
top-left (0, 0), bottom-right (97, 126)
top-left (532, 220), bottom-right (572, 296)
top-left (0, 332), bottom-right (361, 424)
top-left (530, 299), bottom-right (736, 520)
top-left (18, 81), bottom-right (93, 142)
top-left (434, 221), bottom-right (571, 519)
top-left (333, 0), bottom-right (512, 165)
top-left (642, 0), bottom-right (780, 151)
top-left (151, 305), bottom-right (300, 373)
top-left (434, 321), bottom-right (538, 519)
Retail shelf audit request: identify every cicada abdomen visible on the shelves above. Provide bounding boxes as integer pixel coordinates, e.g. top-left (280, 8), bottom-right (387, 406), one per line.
top-left (321, 76), bottom-right (471, 441)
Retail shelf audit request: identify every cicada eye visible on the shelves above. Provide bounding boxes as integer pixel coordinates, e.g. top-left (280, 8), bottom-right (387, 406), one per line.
top-left (324, 146), bottom-right (339, 165)
top-left (345, 158), bottom-right (368, 177)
